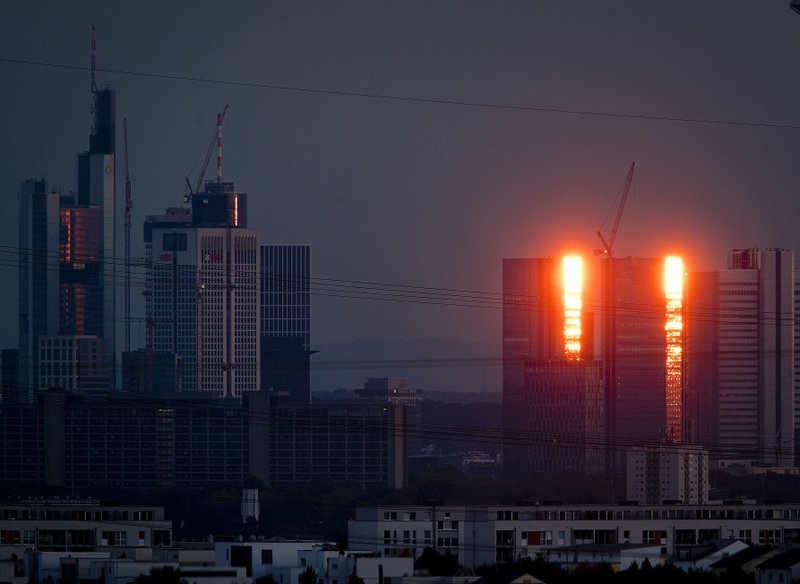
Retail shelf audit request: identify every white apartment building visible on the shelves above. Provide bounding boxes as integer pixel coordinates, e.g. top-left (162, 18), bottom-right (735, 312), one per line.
top-left (626, 444), bottom-right (710, 505)
top-left (348, 503), bottom-right (800, 569)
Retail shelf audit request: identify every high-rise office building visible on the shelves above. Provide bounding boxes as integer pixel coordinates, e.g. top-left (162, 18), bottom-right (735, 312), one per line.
top-left (503, 255), bottom-right (686, 478)
top-left (685, 249), bottom-right (797, 467)
top-left (0, 349), bottom-right (19, 404)
top-left (718, 249), bottom-right (794, 466)
top-left (18, 178), bottom-right (59, 402)
top-left (611, 257), bottom-right (671, 447)
top-left (684, 271), bottom-right (719, 448)
top-left (18, 86), bottom-right (116, 397)
top-left (502, 257), bottom-right (603, 478)
top-left (145, 182), bottom-right (260, 398)
top-left (259, 244), bottom-right (312, 404)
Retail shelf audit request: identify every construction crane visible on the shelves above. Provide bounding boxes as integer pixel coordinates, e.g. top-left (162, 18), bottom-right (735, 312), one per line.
top-left (184, 104), bottom-right (229, 202)
top-left (123, 117), bottom-right (133, 353)
top-left (595, 161), bottom-right (635, 476)
top-left (595, 161), bottom-right (635, 257)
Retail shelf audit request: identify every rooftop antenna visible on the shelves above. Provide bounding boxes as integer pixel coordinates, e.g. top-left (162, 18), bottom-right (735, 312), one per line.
top-left (216, 108), bottom-right (224, 182)
top-left (90, 24), bottom-right (98, 93)
top-left (90, 25), bottom-right (98, 139)
top-left (123, 118), bottom-right (133, 353)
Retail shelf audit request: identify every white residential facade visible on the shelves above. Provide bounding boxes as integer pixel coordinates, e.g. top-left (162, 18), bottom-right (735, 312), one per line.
top-left (349, 503), bottom-right (800, 569)
top-left (626, 444), bottom-right (710, 505)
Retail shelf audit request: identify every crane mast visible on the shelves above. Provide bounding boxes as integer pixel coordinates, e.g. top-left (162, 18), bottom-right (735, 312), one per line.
top-left (596, 162), bottom-right (635, 257)
top-left (123, 117), bottom-right (132, 353)
top-left (595, 161), bottom-right (635, 475)
top-left (185, 105), bottom-right (230, 201)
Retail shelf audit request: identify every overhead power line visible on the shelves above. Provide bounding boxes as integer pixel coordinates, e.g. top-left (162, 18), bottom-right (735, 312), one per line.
top-left (3, 57), bottom-right (800, 131)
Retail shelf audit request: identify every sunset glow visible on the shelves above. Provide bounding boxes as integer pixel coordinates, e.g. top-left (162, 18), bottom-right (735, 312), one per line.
top-left (664, 256), bottom-right (684, 442)
top-left (563, 255), bottom-right (583, 359)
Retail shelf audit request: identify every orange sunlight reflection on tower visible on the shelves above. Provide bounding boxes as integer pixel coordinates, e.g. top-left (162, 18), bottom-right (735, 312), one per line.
top-left (563, 255), bottom-right (583, 360)
top-left (664, 256), bottom-right (684, 442)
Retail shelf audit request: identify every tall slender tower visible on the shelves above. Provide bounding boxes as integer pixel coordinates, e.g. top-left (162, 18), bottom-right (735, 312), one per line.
top-left (75, 74), bottom-right (116, 388)
top-left (18, 31), bottom-right (117, 394)
top-left (17, 179), bottom-right (59, 402)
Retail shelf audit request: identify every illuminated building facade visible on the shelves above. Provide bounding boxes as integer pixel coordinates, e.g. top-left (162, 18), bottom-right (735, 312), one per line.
top-left (503, 254), bottom-right (687, 477)
top-left (145, 182), bottom-right (260, 398)
top-left (260, 244), bottom-right (312, 404)
top-left (502, 257), bottom-right (600, 478)
top-left (18, 87), bottom-right (116, 397)
top-left (664, 257), bottom-right (685, 442)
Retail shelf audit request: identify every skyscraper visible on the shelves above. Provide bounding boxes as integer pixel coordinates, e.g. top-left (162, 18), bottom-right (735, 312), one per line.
top-left (502, 257), bottom-right (603, 478)
top-left (145, 182), bottom-right (260, 398)
top-left (18, 85), bottom-right (116, 397)
top-left (685, 248), bottom-right (797, 467)
top-left (503, 255), bottom-right (686, 478)
top-left (611, 257), bottom-right (670, 447)
top-left (684, 270), bottom-right (719, 447)
top-left (718, 249), bottom-right (795, 466)
top-left (259, 244), bottom-right (312, 404)
top-left (18, 178), bottom-right (59, 402)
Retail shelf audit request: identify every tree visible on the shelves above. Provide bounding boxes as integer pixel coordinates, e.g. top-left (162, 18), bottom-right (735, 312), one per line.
top-left (414, 548), bottom-right (458, 576)
top-left (299, 567), bottom-right (319, 584)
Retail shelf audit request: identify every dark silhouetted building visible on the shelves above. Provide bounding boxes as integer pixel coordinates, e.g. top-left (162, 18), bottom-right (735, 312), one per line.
top-left (122, 349), bottom-right (181, 393)
top-left (610, 257), bottom-right (669, 450)
top-left (18, 86), bottom-right (116, 396)
top-left (260, 244), bottom-right (312, 404)
top-left (0, 389), bottom-right (407, 489)
top-left (1, 349), bottom-right (19, 404)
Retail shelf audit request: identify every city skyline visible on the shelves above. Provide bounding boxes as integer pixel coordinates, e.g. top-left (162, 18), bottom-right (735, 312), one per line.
top-left (4, 3), bottom-right (800, 392)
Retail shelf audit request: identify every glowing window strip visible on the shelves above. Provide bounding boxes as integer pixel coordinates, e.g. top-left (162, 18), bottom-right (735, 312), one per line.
top-left (563, 255), bottom-right (583, 360)
top-left (664, 256), bottom-right (684, 442)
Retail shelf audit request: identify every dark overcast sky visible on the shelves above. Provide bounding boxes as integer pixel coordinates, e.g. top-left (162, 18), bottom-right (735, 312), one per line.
top-left (3, 2), bottom-right (800, 391)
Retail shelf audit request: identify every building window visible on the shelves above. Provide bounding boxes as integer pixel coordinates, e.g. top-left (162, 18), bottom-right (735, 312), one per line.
top-left (262, 549), bottom-right (273, 565)
top-left (101, 531), bottom-right (127, 546)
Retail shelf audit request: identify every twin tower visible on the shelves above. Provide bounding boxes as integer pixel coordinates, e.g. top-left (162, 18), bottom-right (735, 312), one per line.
top-left (502, 249), bottom-right (796, 478)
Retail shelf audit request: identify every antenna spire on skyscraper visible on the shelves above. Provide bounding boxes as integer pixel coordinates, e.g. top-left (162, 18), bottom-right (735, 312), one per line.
top-left (91, 24), bottom-right (97, 93)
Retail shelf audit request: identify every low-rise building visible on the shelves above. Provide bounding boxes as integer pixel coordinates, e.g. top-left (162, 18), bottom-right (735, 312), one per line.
top-left (0, 498), bottom-right (173, 583)
top-left (349, 503), bottom-right (800, 570)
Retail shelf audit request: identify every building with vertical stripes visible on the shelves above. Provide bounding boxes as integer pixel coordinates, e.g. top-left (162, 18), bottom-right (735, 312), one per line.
top-left (260, 244), bottom-right (312, 404)
top-left (145, 182), bottom-right (260, 398)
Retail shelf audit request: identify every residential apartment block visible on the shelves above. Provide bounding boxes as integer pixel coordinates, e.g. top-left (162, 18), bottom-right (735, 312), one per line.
top-left (348, 503), bottom-right (800, 569)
